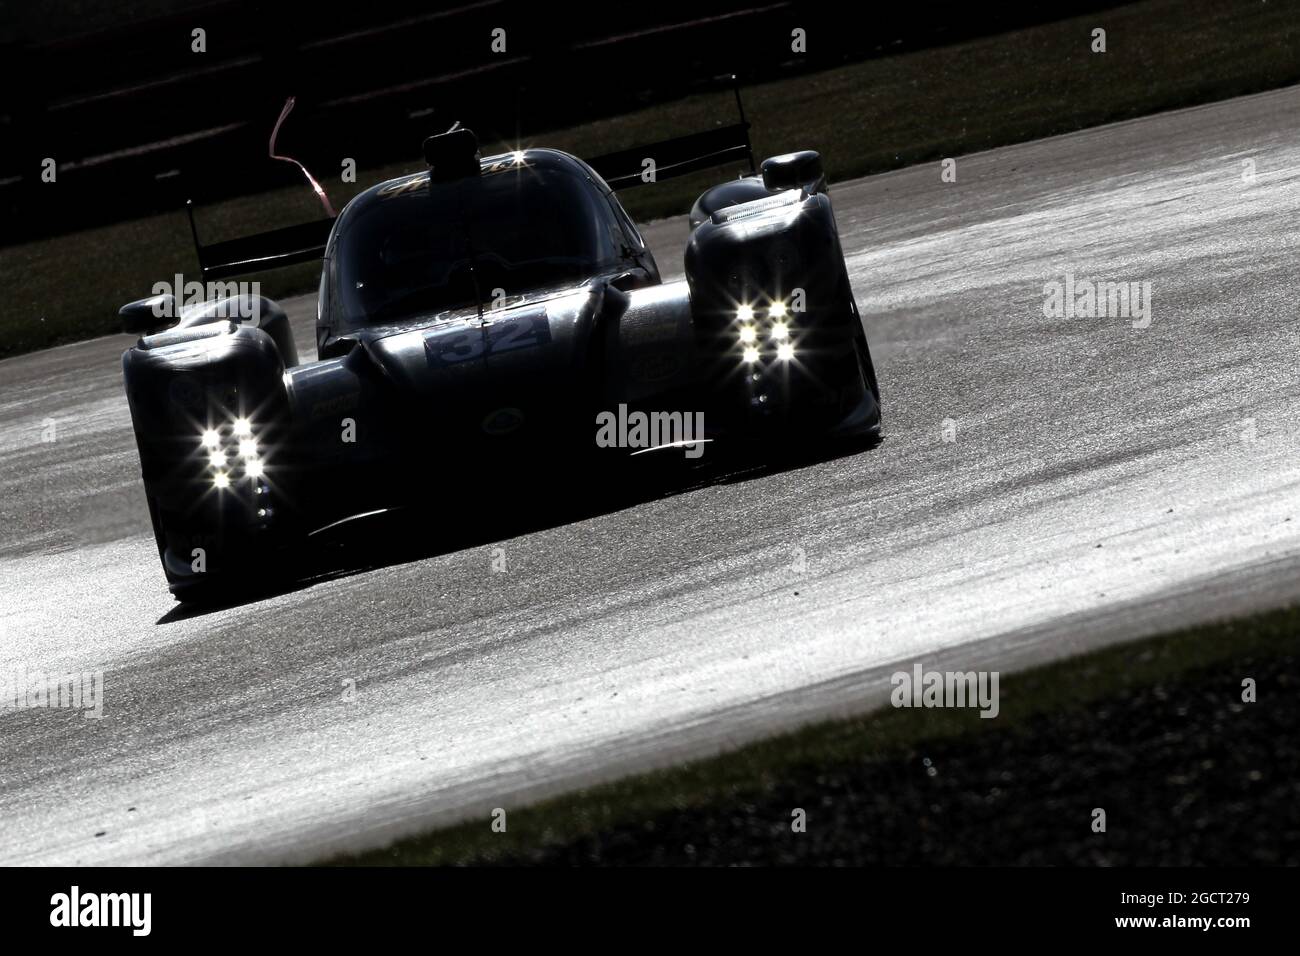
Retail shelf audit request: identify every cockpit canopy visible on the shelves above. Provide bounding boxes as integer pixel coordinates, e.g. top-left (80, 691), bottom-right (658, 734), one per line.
top-left (322, 150), bottom-right (634, 333)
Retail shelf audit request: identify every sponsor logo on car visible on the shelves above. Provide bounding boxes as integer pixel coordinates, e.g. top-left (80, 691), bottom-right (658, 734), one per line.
top-left (482, 407), bottom-right (527, 436)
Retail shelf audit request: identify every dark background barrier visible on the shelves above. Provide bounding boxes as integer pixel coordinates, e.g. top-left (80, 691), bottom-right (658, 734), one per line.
top-left (0, 0), bottom-right (1128, 245)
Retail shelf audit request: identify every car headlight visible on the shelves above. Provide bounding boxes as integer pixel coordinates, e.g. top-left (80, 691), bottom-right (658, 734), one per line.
top-left (199, 417), bottom-right (270, 489)
top-left (736, 298), bottom-right (797, 366)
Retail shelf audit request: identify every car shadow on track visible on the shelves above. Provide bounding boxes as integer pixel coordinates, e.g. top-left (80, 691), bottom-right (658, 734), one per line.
top-left (155, 433), bottom-right (883, 625)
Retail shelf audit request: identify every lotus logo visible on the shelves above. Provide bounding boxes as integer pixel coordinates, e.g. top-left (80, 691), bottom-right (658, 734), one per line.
top-left (481, 406), bottom-right (525, 436)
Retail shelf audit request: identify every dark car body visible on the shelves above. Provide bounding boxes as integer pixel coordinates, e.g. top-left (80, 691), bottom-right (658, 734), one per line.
top-left (120, 136), bottom-right (880, 601)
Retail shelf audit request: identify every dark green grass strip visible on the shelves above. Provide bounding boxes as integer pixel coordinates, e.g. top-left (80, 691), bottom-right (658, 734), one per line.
top-left (335, 604), bottom-right (1300, 865)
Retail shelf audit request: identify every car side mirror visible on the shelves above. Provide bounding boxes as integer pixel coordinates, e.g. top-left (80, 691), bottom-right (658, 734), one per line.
top-left (761, 150), bottom-right (825, 194)
top-left (609, 270), bottom-right (648, 293)
top-left (120, 294), bottom-right (177, 335)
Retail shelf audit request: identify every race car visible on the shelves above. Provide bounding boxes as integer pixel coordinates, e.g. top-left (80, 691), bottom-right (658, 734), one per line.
top-left (119, 100), bottom-right (881, 603)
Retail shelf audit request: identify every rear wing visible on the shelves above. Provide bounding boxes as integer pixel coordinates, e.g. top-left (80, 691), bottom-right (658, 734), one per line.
top-left (587, 75), bottom-right (756, 189)
top-left (185, 75), bottom-right (755, 280)
top-left (186, 201), bottom-right (334, 281)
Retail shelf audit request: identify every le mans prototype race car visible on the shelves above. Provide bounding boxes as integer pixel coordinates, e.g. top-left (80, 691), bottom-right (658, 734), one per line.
top-left (119, 92), bottom-right (881, 602)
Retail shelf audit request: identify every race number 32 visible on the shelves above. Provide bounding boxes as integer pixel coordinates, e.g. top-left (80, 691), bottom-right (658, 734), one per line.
top-left (425, 313), bottom-right (551, 367)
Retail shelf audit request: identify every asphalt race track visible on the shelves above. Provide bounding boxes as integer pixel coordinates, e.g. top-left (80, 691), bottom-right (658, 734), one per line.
top-left (3, 88), bottom-right (1299, 865)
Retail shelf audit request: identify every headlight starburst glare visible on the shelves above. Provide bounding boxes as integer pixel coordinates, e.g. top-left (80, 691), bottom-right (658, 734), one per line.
top-left (736, 300), bottom-right (795, 364)
top-left (201, 417), bottom-right (269, 491)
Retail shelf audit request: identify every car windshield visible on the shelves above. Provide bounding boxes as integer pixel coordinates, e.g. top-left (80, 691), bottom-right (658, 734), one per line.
top-left (330, 162), bottom-right (621, 326)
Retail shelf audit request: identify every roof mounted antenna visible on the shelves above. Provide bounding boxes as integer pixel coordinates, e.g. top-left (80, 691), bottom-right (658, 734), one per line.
top-left (424, 125), bottom-right (481, 181)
